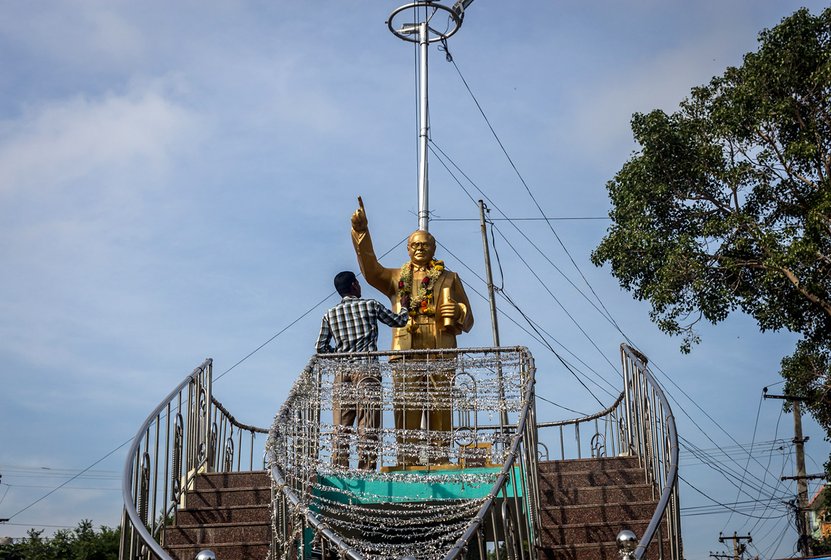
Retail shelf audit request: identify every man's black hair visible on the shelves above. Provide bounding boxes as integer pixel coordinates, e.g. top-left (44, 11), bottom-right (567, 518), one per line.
top-left (334, 271), bottom-right (357, 296)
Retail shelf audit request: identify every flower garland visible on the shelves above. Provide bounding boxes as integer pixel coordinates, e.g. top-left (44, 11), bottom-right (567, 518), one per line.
top-left (398, 259), bottom-right (444, 316)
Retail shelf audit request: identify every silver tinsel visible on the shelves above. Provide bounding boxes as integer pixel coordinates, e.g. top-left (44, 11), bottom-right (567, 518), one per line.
top-left (268, 349), bottom-right (533, 560)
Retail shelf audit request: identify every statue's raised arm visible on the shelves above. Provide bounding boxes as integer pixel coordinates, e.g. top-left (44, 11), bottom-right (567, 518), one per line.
top-left (351, 197), bottom-right (396, 298)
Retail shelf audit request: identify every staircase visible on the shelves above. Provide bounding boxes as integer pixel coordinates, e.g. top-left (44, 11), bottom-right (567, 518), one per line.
top-left (536, 456), bottom-right (669, 560)
top-left (163, 471), bottom-right (271, 560)
top-left (121, 348), bottom-right (682, 560)
top-left (159, 457), bottom-right (665, 560)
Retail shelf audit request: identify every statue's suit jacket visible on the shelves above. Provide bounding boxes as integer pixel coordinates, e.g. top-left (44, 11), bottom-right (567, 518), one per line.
top-left (352, 228), bottom-right (474, 350)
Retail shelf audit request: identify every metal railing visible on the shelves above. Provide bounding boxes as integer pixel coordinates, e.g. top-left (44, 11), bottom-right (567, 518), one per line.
top-left (534, 344), bottom-right (681, 560)
top-left (536, 392), bottom-right (626, 461)
top-left (119, 359), bottom-right (268, 560)
top-left (620, 345), bottom-right (682, 560)
top-left (267, 347), bottom-right (538, 560)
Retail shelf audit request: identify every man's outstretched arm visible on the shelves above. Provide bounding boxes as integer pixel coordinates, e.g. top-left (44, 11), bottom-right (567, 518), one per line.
top-left (377, 303), bottom-right (409, 328)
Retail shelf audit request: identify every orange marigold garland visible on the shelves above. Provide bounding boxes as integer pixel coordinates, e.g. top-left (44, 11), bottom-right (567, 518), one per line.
top-left (398, 259), bottom-right (444, 316)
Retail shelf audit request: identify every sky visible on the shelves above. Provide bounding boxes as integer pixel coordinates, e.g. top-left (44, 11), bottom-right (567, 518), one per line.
top-left (0, 1), bottom-right (829, 558)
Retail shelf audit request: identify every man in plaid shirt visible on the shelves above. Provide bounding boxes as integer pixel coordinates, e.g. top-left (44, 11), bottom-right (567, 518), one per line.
top-left (316, 271), bottom-right (408, 470)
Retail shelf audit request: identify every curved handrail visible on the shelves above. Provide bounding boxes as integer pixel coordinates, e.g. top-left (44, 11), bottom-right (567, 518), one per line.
top-left (212, 398), bottom-right (269, 435)
top-left (120, 362), bottom-right (207, 560)
top-left (536, 391), bottom-right (624, 428)
top-left (535, 391), bottom-right (627, 461)
top-left (529, 345), bottom-right (681, 559)
top-left (121, 344), bottom-right (679, 560)
top-left (119, 359), bottom-right (269, 560)
top-left (622, 345), bottom-right (681, 560)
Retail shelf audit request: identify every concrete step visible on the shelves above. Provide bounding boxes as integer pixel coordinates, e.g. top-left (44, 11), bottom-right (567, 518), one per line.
top-left (175, 504), bottom-right (269, 525)
top-left (184, 485), bottom-right (271, 508)
top-left (193, 471), bottom-right (270, 490)
top-left (537, 466), bottom-right (647, 488)
top-left (535, 456), bottom-right (675, 559)
top-left (537, 519), bottom-right (652, 547)
top-left (164, 522), bottom-right (270, 546)
top-left (163, 472), bottom-right (272, 560)
top-left (540, 483), bottom-right (654, 505)
top-left (539, 501), bottom-right (656, 525)
top-left (537, 457), bottom-right (640, 473)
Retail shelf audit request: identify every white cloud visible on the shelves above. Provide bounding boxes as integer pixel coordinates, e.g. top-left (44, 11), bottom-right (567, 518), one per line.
top-left (0, 84), bottom-right (206, 378)
top-left (0, 86), bottom-right (202, 196)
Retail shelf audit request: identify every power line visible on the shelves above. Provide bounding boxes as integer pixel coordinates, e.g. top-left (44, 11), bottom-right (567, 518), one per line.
top-left (435, 239), bottom-right (617, 409)
top-left (429, 141), bottom-right (623, 334)
top-left (679, 473), bottom-right (790, 521)
top-left (722, 393), bottom-right (766, 531)
top-left (3, 484), bottom-right (120, 491)
top-left (444, 54), bottom-right (626, 339)
top-left (490, 223), bottom-right (620, 377)
top-left (746, 406), bottom-right (788, 537)
top-left (2, 522), bottom-right (77, 529)
top-left (684, 496), bottom-right (790, 517)
top-left (437, 239), bottom-right (617, 405)
top-left (3, 439), bottom-right (131, 521)
top-left (681, 436), bottom-right (785, 501)
top-left (678, 439), bottom-right (790, 459)
top-left (432, 217), bottom-right (609, 222)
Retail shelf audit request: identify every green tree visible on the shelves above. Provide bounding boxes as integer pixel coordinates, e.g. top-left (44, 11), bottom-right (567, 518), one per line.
top-left (0, 522), bottom-right (119, 560)
top-left (591, 7), bottom-right (831, 466)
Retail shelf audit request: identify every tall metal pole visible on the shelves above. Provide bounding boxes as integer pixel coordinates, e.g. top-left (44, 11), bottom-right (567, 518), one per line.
top-left (479, 200), bottom-right (508, 427)
top-left (417, 21), bottom-right (430, 232)
top-left (389, 3), bottom-right (464, 230)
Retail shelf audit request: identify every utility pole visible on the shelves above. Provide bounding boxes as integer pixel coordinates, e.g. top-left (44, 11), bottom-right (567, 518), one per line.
top-left (718, 532), bottom-right (752, 560)
top-left (0, 473), bottom-right (6, 523)
top-left (763, 388), bottom-right (813, 556)
top-left (0, 472), bottom-right (6, 524)
top-left (478, 200), bottom-right (508, 428)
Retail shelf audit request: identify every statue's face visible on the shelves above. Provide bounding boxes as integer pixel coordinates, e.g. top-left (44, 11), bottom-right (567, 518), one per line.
top-left (407, 231), bottom-right (436, 267)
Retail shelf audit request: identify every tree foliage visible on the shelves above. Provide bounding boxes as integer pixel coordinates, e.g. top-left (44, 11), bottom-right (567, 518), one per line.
top-left (592, 7), bottom-right (831, 463)
top-left (0, 521), bottom-right (119, 560)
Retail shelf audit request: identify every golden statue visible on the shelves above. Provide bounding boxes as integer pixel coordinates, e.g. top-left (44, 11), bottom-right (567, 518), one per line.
top-left (351, 197), bottom-right (473, 466)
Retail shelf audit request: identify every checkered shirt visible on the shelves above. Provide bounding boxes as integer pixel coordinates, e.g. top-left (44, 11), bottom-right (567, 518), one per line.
top-left (315, 296), bottom-right (409, 354)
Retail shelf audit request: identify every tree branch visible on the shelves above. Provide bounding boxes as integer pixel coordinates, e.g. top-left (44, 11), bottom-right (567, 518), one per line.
top-left (779, 266), bottom-right (831, 319)
top-left (732, 138), bottom-right (802, 203)
top-left (687, 193), bottom-right (733, 215)
top-left (755, 126), bottom-right (816, 188)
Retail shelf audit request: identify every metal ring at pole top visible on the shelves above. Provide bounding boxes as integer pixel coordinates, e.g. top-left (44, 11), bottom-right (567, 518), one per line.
top-left (387, 2), bottom-right (463, 43)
